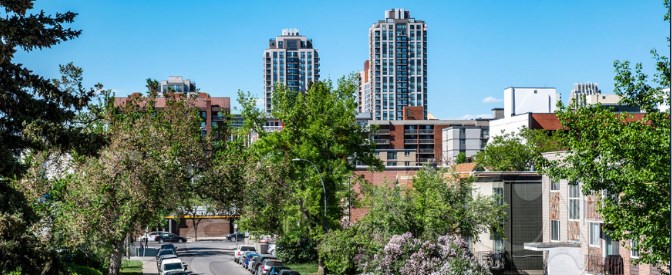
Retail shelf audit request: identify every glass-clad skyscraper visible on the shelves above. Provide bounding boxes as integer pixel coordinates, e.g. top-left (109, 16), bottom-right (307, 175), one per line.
top-left (369, 9), bottom-right (427, 120)
top-left (263, 29), bottom-right (320, 114)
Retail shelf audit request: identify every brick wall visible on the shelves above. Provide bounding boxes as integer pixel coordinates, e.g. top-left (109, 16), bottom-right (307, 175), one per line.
top-left (178, 218), bottom-right (232, 239)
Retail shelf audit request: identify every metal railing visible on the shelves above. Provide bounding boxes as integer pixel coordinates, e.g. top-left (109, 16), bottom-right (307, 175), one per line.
top-left (419, 129), bottom-right (434, 134)
top-left (418, 139), bottom-right (434, 144)
top-left (404, 139), bottom-right (418, 144)
top-left (374, 139), bottom-right (389, 144)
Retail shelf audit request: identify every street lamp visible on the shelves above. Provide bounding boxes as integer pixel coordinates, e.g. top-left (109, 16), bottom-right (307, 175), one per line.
top-left (292, 158), bottom-right (327, 234)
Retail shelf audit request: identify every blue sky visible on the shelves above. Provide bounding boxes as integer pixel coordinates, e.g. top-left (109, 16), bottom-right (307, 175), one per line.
top-left (15, 1), bottom-right (669, 119)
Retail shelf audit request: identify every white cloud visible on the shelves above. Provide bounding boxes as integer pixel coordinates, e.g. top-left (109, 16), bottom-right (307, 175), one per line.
top-left (460, 113), bottom-right (492, 120)
top-left (482, 96), bottom-right (502, 104)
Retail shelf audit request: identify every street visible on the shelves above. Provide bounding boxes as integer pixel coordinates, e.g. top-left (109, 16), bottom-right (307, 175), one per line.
top-left (142, 240), bottom-right (250, 275)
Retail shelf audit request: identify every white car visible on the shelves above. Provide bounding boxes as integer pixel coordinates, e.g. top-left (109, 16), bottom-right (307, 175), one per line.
top-left (159, 258), bottom-right (187, 275)
top-left (234, 245), bottom-right (256, 264)
top-left (139, 231), bottom-right (167, 242)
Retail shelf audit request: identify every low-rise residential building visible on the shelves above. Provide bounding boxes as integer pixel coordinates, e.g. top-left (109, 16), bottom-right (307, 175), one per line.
top-left (524, 152), bottom-right (660, 275)
top-left (114, 92), bottom-right (230, 138)
top-left (369, 117), bottom-right (489, 167)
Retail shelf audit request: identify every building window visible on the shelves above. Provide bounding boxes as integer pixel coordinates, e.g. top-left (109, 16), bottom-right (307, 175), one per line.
top-left (551, 180), bottom-right (560, 191)
top-left (404, 151), bottom-right (410, 156)
top-left (387, 152), bottom-right (397, 160)
top-left (630, 240), bottom-right (639, 258)
top-left (387, 161), bottom-right (397, 166)
top-left (551, 220), bottom-right (560, 241)
top-left (404, 161), bottom-right (410, 166)
top-left (589, 222), bottom-right (601, 247)
top-left (569, 183), bottom-right (580, 220)
top-left (493, 187), bottom-right (504, 206)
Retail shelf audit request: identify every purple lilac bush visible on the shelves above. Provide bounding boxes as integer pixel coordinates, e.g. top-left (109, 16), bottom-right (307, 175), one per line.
top-left (365, 233), bottom-right (490, 275)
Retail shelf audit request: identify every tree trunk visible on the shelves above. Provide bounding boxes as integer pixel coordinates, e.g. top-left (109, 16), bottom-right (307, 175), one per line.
top-left (108, 240), bottom-right (124, 275)
top-left (317, 257), bottom-right (327, 275)
top-left (192, 218), bottom-right (199, 242)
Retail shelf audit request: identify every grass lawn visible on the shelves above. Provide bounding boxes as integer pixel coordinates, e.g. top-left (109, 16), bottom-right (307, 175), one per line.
top-left (120, 259), bottom-right (143, 275)
top-left (287, 263), bottom-right (318, 275)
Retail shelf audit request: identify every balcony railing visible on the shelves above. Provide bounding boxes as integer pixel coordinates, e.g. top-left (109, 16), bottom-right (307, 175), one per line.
top-left (404, 129), bottom-right (417, 134)
top-left (374, 139), bottom-right (390, 144)
top-left (584, 254), bottom-right (603, 274)
top-left (419, 129), bottom-right (434, 134)
top-left (418, 149), bottom-right (434, 154)
top-left (404, 139), bottom-right (418, 144)
top-left (375, 129), bottom-right (390, 135)
top-left (418, 139), bottom-right (434, 144)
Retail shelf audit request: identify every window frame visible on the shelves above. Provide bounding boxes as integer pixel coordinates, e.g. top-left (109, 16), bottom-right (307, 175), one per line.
top-left (568, 183), bottom-right (580, 220)
top-left (550, 179), bottom-right (560, 192)
top-left (630, 240), bottom-right (639, 258)
top-left (589, 222), bottom-right (601, 247)
top-left (551, 220), bottom-right (560, 241)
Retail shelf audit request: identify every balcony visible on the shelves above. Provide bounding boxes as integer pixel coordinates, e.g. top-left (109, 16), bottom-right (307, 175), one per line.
top-left (404, 129), bottom-right (417, 134)
top-left (418, 139), bottom-right (434, 144)
top-left (375, 129), bottom-right (390, 135)
top-left (419, 129), bottom-right (434, 134)
top-left (404, 139), bottom-right (417, 144)
top-left (374, 139), bottom-right (390, 144)
top-left (418, 149), bottom-right (434, 154)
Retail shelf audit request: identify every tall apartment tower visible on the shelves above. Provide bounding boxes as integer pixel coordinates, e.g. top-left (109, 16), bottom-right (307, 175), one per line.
top-left (263, 28), bottom-right (320, 114)
top-left (369, 8), bottom-right (427, 120)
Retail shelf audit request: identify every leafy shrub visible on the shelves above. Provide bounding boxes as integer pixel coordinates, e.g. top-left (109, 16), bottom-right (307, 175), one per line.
top-left (275, 237), bottom-right (318, 264)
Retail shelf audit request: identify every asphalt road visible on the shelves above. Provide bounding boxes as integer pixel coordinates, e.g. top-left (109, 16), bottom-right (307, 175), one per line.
top-left (146, 240), bottom-right (250, 275)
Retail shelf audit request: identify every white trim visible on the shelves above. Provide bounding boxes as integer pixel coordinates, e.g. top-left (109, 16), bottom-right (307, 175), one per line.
top-left (589, 222), bottom-right (601, 247)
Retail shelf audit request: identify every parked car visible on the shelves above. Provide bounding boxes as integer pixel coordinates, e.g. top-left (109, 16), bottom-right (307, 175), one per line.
top-left (160, 243), bottom-right (177, 255)
top-left (227, 232), bottom-right (245, 241)
top-left (250, 255), bottom-right (276, 274)
top-left (139, 231), bottom-right (167, 242)
top-left (278, 271), bottom-right (300, 275)
top-left (159, 258), bottom-right (187, 275)
top-left (156, 248), bottom-right (176, 261)
top-left (155, 232), bottom-right (187, 243)
top-left (157, 254), bottom-right (178, 270)
top-left (242, 251), bottom-right (260, 267)
top-left (257, 259), bottom-right (282, 275)
top-left (269, 266), bottom-right (291, 275)
top-left (234, 245), bottom-right (256, 263)
top-left (247, 255), bottom-right (261, 271)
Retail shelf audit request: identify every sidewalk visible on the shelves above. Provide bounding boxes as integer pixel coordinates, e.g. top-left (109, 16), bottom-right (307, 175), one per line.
top-left (135, 256), bottom-right (158, 275)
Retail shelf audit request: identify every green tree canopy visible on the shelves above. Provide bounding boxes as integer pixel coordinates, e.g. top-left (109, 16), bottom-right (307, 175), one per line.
top-left (540, 1), bottom-right (670, 268)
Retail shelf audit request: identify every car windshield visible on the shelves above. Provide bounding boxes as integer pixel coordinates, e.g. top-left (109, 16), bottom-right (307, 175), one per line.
top-left (267, 261), bottom-right (282, 266)
top-left (158, 249), bottom-right (174, 256)
top-left (161, 244), bottom-right (175, 249)
top-left (241, 246), bottom-right (256, 251)
top-left (163, 263), bottom-right (183, 271)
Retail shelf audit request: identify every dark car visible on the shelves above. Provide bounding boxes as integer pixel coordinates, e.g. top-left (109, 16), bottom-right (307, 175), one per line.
top-left (156, 232), bottom-right (187, 243)
top-left (250, 254), bottom-right (275, 273)
top-left (227, 232), bottom-right (245, 241)
top-left (160, 243), bottom-right (177, 254)
top-left (269, 266), bottom-right (291, 275)
top-left (278, 271), bottom-right (300, 275)
top-left (155, 248), bottom-right (176, 261)
top-left (257, 259), bottom-right (282, 275)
